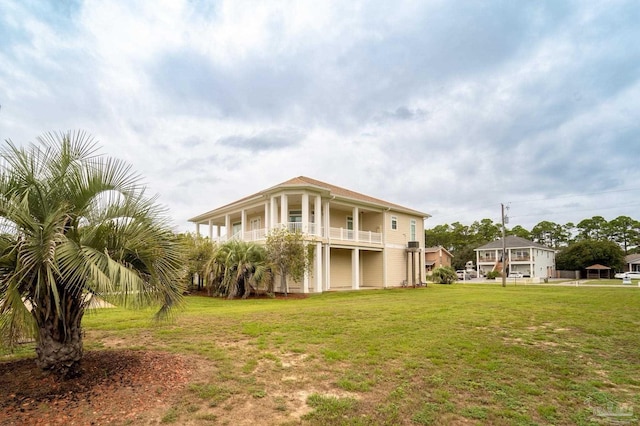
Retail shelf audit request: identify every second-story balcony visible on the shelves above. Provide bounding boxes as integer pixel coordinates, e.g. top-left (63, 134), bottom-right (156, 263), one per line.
top-left (213, 222), bottom-right (383, 245)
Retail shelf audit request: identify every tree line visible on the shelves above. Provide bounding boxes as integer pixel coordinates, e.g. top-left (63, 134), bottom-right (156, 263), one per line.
top-left (426, 216), bottom-right (639, 272)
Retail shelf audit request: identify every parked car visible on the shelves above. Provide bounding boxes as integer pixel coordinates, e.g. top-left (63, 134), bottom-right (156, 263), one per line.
top-left (508, 272), bottom-right (524, 278)
top-left (614, 271), bottom-right (640, 279)
top-left (456, 270), bottom-right (477, 279)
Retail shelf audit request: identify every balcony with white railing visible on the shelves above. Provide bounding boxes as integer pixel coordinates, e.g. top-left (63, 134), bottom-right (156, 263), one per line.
top-left (328, 227), bottom-right (382, 245)
top-left (212, 223), bottom-right (382, 245)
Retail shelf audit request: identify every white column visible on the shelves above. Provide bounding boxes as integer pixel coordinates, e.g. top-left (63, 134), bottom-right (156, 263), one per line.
top-left (241, 209), bottom-right (247, 241)
top-left (280, 194), bottom-right (288, 228)
top-left (315, 241), bottom-right (322, 292)
top-left (264, 202), bottom-right (269, 233)
top-left (208, 219), bottom-right (213, 240)
top-left (314, 195), bottom-right (322, 237)
top-left (324, 245), bottom-right (331, 290)
top-left (270, 196), bottom-right (278, 228)
top-left (529, 247), bottom-right (534, 277)
top-left (302, 192), bottom-right (309, 234)
top-left (353, 207), bottom-right (359, 241)
top-left (225, 214), bottom-right (231, 239)
top-left (323, 199), bottom-right (331, 239)
top-left (382, 211), bottom-right (387, 288)
top-left (419, 248), bottom-right (424, 284)
top-left (195, 223), bottom-right (200, 236)
top-left (352, 248), bottom-right (360, 289)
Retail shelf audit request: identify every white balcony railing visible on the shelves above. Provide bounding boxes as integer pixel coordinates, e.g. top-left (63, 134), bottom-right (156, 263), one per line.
top-left (244, 228), bottom-right (267, 241)
top-left (212, 224), bottom-right (382, 245)
top-left (357, 230), bottom-right (383, 244)
top-left (329, 227), bottom-right (382, 244)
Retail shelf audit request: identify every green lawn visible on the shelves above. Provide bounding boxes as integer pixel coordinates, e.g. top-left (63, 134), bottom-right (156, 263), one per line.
top-left (15, 285), bottom-right (640, 424)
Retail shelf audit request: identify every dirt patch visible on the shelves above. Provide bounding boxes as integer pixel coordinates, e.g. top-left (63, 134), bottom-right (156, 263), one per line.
top-left (0, 350), bottom-right (193, 425)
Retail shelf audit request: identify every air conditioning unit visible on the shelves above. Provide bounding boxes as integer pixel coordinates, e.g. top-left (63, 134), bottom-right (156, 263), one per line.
top-left (407, 241), bottom-right (420, 248)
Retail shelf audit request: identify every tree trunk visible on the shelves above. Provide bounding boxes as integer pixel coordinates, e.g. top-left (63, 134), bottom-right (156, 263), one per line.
top-left (36, 318), bottom-right (83, 379)
top-left (33, 289), bottom-right (85, 379)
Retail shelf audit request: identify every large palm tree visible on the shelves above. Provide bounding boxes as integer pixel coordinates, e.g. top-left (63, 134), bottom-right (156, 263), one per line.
top-left (0, 131), bottom-right (184, 378)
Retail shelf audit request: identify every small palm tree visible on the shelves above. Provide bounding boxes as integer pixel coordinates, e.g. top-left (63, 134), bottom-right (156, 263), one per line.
top-left (0, 131), bottom-right (184, 378)
top-left (205, 240), bottom-right (272, 298)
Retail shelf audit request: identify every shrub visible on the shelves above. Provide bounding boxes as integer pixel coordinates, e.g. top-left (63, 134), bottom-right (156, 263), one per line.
top-left (486, 271), bottom-right (501, 279)
top-left (431, 266), bottom-right (457, 284)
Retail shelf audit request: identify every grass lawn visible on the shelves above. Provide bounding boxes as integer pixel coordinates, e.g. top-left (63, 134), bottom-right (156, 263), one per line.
top-left (10, 284), bottom-right (640, 425)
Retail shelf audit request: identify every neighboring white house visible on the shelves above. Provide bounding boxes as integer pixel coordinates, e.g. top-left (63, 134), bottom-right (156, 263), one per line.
top-left (474, 236), bottom-right (556, 278)
top-left (622, 253), bottom-right (640, 272)
top-left (189, 176), bottom-right (431, 293)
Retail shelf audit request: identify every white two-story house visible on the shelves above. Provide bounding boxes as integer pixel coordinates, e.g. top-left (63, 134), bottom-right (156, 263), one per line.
top-left (189, 176), bottom-right (430, 293)
top-left (474, 235), bottom-right (556, 279)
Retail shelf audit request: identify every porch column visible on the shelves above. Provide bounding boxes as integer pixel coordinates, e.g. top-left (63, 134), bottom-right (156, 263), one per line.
top-left (195, 223), bottom-right (200, 236)
top-left (419, 248), bottom-right (424, 284)
top-left (315, 241), bottom-right (322, 292)
top-left (208, 219), bottom-right (213, 240)
top-left (323, 199), bottom-right (331, 239)
top-left (352, 207), bottom-right (359, 241)
top-left (270, 196), bottom-right (278, 228)
top-left (225, 214), bottom-right (231, 240)
top-left (352, 248), bottom-right (360, 289)
top-left (241, 209), bottom-right (247, 241)
top-left (382, 211), bottom-right (387, 288)
top-left (302, 192), bottom-right (309, 234)
top-left (280, 194), bottom-right (288, 228)
top-left (264, 202), bottom-right (269, 234)
top-left (314, 195), bottom-right (322, 237)
top-left (324, 245), bottom-right (331, 290)
top-left (529, 247), bottom-right (534, 277)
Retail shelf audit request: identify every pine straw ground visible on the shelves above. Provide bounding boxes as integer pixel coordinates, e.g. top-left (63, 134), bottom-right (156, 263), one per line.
top-left (0, 350), bottom-right (194, 425)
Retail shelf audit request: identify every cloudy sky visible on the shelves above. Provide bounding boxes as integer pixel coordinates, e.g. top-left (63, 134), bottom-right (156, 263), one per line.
top-left (1, 0), bottom-right (639, 233)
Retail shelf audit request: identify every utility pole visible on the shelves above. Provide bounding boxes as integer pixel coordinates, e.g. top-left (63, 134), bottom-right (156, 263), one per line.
top-left (501, 203), bottom-right (507, 287)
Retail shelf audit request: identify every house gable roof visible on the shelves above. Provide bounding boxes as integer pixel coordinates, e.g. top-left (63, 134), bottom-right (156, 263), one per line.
top-left (189, 176), bottom-right (430, 222)
top-left (474, 235), bottom-right (552, 251)
top-left (425, 246), bottom-right (453, 257)
top-left (624, 253), bottom-right (640, 264)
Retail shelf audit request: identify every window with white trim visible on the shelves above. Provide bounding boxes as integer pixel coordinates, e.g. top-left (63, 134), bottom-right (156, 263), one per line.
top-left (289, 209), bottom-right (302, 223)
top-left (391, 216), bottom-right (398, 230)
top-left (410, 219), bottom-right (416, 241)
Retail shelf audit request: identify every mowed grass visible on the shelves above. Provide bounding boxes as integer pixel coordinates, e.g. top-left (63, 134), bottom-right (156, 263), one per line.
top-left (43, 286), bottom-right (640, 423)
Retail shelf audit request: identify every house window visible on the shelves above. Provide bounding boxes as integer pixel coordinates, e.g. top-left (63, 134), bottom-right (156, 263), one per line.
top-left (231, 222), bottom-right (242, 237)
top-left (250, 218), bottom-right (261, 230)
top-left (410, 219), bottom-right (416, 241)
top-left (346, 216), bottom-right (353, 230)
top-left (289, 210), bottom-right (302, 223)
top-left (391, 216), bottom-right (397, 230)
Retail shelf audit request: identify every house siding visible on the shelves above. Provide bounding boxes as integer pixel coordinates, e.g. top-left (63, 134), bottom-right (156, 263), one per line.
top-left (361, 251), bottom-right (384, 288)
top-left (330, 248), bottom-right (353, 290)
